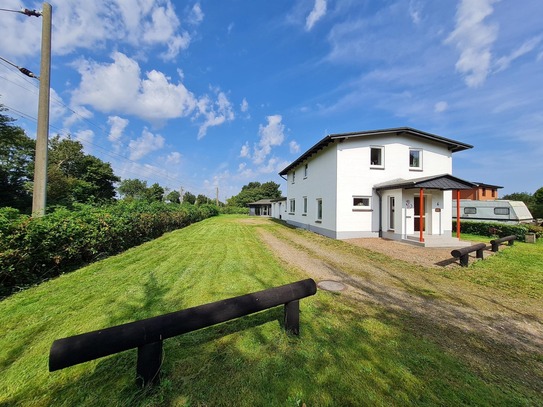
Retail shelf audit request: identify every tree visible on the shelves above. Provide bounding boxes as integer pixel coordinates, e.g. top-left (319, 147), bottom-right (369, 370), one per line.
top-left (0, 107), bottom-right (35, 211)
top-left (196, 194), bottom-right (210, 206)
top-left (227, 180), bottom-right (282, 207)
top-left (183, 191), bottom-right (196, 205)
top-left (165, 190), bottom-right (180, 204)
top-left (533, 187), bottom-right (543, 219)
top-left (46, 136), bottom-right (119, 206)
top-left (502, 192), bottom-right (534, 205)
top-left (145, 183), bottom-right (165, 202)
top-left (117, 179), bottom-right (148, 200)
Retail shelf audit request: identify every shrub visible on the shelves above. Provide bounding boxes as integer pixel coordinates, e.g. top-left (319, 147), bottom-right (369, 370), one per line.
top-left (452, 220), bottom-right (540, 241)
top-left (220, 206), bottom-right (249, 215)
top-left (0, 202), bottom-right (218, 298)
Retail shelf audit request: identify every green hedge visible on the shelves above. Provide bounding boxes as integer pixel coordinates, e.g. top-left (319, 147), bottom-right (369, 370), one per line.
top-left (220, 206), bottom-right (250, 215)
top-left (453, 220), bottom-right (543, 241)
top-left (0, 202), bottom-right (218, 297)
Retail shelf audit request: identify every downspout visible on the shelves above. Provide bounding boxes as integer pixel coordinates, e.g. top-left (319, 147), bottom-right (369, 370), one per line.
top-left (376, 189), bottom-right (383, 238)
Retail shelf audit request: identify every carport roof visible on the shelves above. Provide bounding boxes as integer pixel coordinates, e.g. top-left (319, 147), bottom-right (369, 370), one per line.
top-left (374, 174), bottom-right (476, 191)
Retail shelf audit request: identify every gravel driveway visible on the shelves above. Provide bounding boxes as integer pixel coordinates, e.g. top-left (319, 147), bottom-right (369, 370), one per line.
top-left (242, 218), bottom-right (543, 394)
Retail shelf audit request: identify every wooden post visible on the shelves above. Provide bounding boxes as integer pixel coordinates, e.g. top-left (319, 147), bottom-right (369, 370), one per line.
top-left (284, 300), bottom-right (300, 335)
top-left (456, 190), bottom-right (461, 239)
top-left (419, 188), bottom-right (424, 243)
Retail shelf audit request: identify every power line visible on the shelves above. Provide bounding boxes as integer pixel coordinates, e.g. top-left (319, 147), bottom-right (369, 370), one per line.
top-left (0, 7), bottom-right (42, 17)
top-left (0, 55), bottom-right (39, 79)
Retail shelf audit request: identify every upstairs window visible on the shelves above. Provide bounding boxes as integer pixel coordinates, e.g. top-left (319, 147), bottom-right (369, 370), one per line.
top-left (409, 148), bottom-right (422, 170)
top-left (291, 171), bottom-right (295, 184)
top-left (304, 163), bottom-right (308, 178)
top-left (370, 146), bottom-right (384, 168)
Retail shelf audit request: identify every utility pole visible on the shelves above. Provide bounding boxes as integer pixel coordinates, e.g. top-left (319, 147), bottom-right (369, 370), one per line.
top-left (216, 186), bottom-right (219, 206)
top-left (32, 2), bottom-right (52, 216)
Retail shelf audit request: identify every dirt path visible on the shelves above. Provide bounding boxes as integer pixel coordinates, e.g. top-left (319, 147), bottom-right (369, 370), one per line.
top-left (243, 218), bottom-right (543, 392)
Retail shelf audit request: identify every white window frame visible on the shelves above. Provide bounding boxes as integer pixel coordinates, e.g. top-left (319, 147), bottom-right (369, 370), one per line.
top-left (316, 198), bottom-right (322, 221)
top-left (303, 196), bottom-right (308, 215)
top-left (353, 196), bottom-right (372, 210)
top-left (289, 198), bottom-right (296, 214)
top-left (291, 170), bottom-right (296, 184)
top-left (409, 148), bottom-right (423, 170)
top-left (304, 163), bottom-right (308, 178)
top-left (370, 146), bottom-right (385, 169)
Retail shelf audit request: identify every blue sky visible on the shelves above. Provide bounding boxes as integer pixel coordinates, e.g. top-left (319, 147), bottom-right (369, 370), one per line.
top-left (1, 0), bottom-right (542, 200)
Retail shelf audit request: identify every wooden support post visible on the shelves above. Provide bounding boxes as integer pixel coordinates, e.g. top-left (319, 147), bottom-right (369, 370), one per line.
top-left (419, 188), bottom-right (424, 243)
top-left (284, 300), bottom-right (300, 335)
top-left (476, 248), bottom-right (484, 260)
top-left (136, 340), bottom-right (162, 387)
top-left (456, 190), bottom-right (461, 239)
top-left (460, 254), bottom-right (469, 267)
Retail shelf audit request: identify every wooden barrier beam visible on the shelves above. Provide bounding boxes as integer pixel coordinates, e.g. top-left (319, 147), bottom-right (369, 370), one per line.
top-left (490, 235), bottom-right (516, 252)
top-left (451, 243), bottom-right (487, 267)
top-left (49, 279), bottom-right (317, 386)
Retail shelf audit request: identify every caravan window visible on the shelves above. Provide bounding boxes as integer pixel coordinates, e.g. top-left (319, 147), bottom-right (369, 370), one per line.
top-left (464, 207), bottom-right (477, 214)
top-left (494, 207), bottom-right (510, 215)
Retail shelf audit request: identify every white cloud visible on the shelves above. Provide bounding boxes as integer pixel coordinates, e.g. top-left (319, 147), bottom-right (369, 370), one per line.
top-left (71, 52), bottom-right (197, 121)
top-left (434, 101), bottom-right (448, 113)
top-left (128, 128), bottom-right (165, 160)
top-left (196, 90), bottom-right (235, 139)
top-left (252, 115), bottom-right (285, 164)
top-left (107, 115), bottom-right (129, 143)
top-left (165, 151), bottom-right (182, 165)
top-left (289, 140), bottom-right (301, 154)
top-left (241, 98), bottom-right (249, 112)
top-left (494, 35), bottom-right (543, 72)
top-left (0, 0), bottom-right (196, 61)
top-left (305, 0), bottom-right (327, 31)
top-left (446, 0), bottom-right (499, 88)
top-left (239, 142), bottom-right (250, 158)
top-left (74, 129), bottom-right (95, 152)
top-left (409, 1), bottom-right (423, 25)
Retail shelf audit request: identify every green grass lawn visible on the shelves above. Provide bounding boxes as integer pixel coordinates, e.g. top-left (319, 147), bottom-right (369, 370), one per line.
top-left (445, 232), bottom-right (543, 299)
top-left (1, 216), bottom-right (541, 406)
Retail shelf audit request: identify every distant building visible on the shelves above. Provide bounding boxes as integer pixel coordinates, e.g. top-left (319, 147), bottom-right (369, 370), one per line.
top-left (454, 182), bottom-right (503, 200)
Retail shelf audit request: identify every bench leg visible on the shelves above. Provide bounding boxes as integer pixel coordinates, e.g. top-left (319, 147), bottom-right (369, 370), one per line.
top-left (136, 340), bottom-right (163, 387)
top-left (460, 254), bottom-right (469, 267)
top-left (284, 300), bottom-right (300, 335)
top-left (476, 248), bottom-right (484, 259)
top-left (491, 242), bottom-right (499, 252)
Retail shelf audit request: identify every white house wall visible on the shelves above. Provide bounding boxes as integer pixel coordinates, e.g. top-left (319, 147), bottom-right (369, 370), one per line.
top-left (335, 134), bottom-right (453, 239)
top-left (285, 143), bottom-right (338, 238)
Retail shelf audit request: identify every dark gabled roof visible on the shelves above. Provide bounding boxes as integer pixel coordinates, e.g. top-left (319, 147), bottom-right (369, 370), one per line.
top-left (472, 182), bottom-right (503, 189)
top-left (278, 127), bottom-right (473, 176)
top-left (374, 174), bottom-right (477, 191)
top-left (247, 199), bottom-right (274, 206)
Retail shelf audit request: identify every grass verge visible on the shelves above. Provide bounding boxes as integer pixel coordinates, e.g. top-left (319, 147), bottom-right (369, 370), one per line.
top-left (1, 216), bottom-right (541, 406)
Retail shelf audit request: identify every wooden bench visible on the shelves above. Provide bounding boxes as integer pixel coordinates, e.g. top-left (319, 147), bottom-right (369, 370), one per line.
top-left (451, 243), bottom-right (487, 267)
top-left (490, 235), bottom-right (516, 252)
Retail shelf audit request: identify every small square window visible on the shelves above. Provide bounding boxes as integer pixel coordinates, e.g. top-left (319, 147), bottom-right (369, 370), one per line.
top-left (370, 146), bottom-right (384, 168)
top-left (353, 196), bottom-right (371, 209)
top-left (409, 149), bottom-right (422, 170)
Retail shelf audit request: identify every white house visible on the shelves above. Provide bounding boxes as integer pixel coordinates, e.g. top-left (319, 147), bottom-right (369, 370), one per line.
top-left (277, 127), bottom-right (475, 247)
